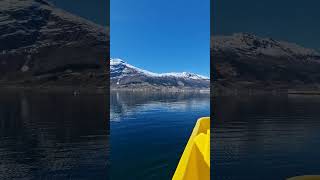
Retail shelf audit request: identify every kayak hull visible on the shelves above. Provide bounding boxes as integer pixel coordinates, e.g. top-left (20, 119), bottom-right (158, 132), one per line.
top-left (288, 176), bottom-right (320, 180)
top-left (172, 117), bottom-right (210, 180)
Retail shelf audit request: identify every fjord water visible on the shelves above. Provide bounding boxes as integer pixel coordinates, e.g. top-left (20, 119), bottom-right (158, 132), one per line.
top-left (0, 91), bottom-right (109, 179)
top-left (110, 91), bottom-right (210, 180)
top-left (213, 95), bottom-right (320, 180)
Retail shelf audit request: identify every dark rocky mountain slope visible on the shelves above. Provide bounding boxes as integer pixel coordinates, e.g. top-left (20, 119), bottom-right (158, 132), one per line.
top-left (0, 0), bottom-right (108, 89)
top-left (212, 33), bottom-right (320, 92)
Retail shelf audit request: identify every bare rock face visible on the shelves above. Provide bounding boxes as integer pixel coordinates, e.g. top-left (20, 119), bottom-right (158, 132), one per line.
top-left (212, 33), bottom-right (320, 91)
top-left (110, 58), bottom-right (209, 90)
top-left (0, 0), bottom-right (109, 88)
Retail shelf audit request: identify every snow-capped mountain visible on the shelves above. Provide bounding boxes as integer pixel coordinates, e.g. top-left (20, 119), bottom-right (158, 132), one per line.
top-left (110, 58), bottom-right (209, 89)
top-left (0, 0), bottom-right (108, 87)
top-left (111, 58), bottom-right (208, 80)
top-left (212, 33), bottom-right (320, 91)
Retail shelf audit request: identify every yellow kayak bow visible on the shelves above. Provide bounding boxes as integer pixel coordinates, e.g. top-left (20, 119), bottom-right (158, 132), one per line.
top-left (287, 176), bottom-right (320, 180)
top-left (172, 117), bottom-right (210, 180)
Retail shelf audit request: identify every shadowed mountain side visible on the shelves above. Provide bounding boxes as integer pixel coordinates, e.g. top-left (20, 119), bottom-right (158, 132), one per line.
top-left (212, 33), bottom-right (320, 94)
top-left (0, 0), bottom-right (108, 90)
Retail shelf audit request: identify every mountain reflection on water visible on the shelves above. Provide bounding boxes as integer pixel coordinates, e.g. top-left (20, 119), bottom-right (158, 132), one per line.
top-left (212, 94), bottom-right (320, 180)
top-left (0, 91), bottom-right (109, 179)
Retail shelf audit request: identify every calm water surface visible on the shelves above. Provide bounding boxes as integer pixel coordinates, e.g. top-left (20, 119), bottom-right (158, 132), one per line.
top-left (110, 91), bottom-right (210, 180)
top-left (0, 91), bottom-right (109, 180)
top-left (213, 95), bottom-right (320, 180)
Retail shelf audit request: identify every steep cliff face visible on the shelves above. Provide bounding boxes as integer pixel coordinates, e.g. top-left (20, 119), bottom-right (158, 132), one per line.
top-left (0, 0), bottom-right (108, 88)
top-left (212, 33), bottom-right (320, 91)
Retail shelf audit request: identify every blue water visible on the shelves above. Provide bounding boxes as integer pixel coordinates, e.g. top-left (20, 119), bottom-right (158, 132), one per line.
top-left (110, 91), bottom-right (210, 180)
top-left (0, 91), bottom-right (109, 180)
top-left (212, 95), bottom-right (320, 180)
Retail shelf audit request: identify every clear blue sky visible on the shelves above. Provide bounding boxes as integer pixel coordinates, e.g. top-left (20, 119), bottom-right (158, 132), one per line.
top-left (213, 0), bottom-right (320, 50)
top-left (111, 0), bottom-right (210, 76)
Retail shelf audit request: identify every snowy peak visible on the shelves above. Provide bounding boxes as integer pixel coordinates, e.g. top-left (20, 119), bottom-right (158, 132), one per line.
top-left (162, 72), bottom-right (209, 80)
top-left (110, 58), bottom-right (209, 89)
top-left (110, 58), bottom-right (209, 80)
top-left (213, 33), bottom-right (320, 59)
top-left (110, 58), bottom-right (126, 65)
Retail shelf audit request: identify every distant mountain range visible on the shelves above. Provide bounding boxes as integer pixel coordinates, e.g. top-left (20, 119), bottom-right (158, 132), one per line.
top-left (0, 0), bottom-right (108, 89)
top-left (212, 33), bottom-right (320, 92)
top-left (110, 58), bottom-right (209, 90)
top-left (5, 0), bottom-right (319, 92)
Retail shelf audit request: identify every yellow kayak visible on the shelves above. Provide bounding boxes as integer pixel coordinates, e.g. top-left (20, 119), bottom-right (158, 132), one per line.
top-left (172, 117), bottom-right (210, 180)
top-left (287, 176), bottom-right (320, 180)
